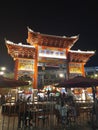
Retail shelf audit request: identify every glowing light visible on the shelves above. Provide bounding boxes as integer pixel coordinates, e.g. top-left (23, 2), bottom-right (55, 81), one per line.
top-left (0, 71), bottom-right (4, 75)
top-left (81, 89), bottom-right (86, 100)
top-left (59, 73), bottom-right (64, 78)
top-left (1, 67), bottom-right (6, 71)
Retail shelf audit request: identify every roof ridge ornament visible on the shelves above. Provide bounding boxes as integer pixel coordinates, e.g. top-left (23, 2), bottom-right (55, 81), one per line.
top-left (27, 26), bottom-right (34, 32)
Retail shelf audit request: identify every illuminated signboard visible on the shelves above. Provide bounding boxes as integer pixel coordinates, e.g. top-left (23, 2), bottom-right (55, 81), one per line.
top-left (18, 59), bottom-right (34, 71)
top-left (69, 63), bottom-right (82, 74)
top-left (38, 46), bottom-right (66, 59)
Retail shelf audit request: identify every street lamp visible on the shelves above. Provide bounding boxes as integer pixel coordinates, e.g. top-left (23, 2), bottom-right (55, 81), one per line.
top-left (0, 67), bottom-right (6, 76)
top-left (59, 73), bottom-right (65, 78)
top-left (1, 67), bottom-right (6, 71)
top-left (0, 71), bottom-right (4, 75)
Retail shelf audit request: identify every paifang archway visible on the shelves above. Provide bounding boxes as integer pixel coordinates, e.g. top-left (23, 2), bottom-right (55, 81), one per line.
top-left (5, 27), bottom-right (95, 89)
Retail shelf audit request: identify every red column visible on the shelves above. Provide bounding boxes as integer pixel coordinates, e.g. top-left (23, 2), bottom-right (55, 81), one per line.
top-left (82, 63), bottom-right (85, 76)
top-left (33, 45), bottom-right (38, 89)
top-left (14, 59), bottom-right (19, 80)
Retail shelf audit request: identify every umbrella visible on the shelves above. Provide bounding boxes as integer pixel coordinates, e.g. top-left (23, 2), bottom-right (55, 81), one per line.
top-left (0, 76), bottom-right (29, 88)
top-left (56, 76), bottom-right (98, 88)
top-left (56, 75), bottom-right (98, 101)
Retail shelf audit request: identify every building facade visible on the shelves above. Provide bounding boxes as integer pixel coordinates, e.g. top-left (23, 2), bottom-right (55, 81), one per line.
top-left (5, 27), bottom-right (95, 89)
top-left (85, 66), bottom-right (98, 78)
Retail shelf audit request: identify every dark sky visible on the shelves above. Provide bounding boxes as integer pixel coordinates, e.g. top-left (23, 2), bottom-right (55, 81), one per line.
top-left (0, 1), bottom-right (98, 71)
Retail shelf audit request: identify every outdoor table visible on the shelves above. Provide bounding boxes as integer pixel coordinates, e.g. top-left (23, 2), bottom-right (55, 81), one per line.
top-left (28, 108), bottom-right (43, 127)
top-left (79, 106), bottom-right (92, 120)
top-left (2, 103), bottom-right (17, 115)
top-left (33, 101), bottom-right (56, 110)
top-left (80, 106), bottom-right (92, 112)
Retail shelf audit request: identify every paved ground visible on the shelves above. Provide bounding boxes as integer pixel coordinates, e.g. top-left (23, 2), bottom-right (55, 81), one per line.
top-left (0, 106), bottom-right (95, 130)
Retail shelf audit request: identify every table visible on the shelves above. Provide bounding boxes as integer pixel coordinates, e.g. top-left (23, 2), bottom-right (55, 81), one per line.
top-left (79, 106), bottom-right (92, 120)
top-left (28, 108), bottom-right (43, 127)
top-left (2, 103), bottom-right (18, 115)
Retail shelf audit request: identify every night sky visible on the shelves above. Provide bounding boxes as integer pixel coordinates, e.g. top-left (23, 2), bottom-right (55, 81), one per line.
top-left (0, 1), bottom-right (98, 71)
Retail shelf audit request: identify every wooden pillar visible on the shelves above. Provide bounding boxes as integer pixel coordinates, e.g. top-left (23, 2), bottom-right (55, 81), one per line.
top-left (14, 59), bottom-right (19, 80)
top-left (82, 63), bottom-right (85, 76)
top-left (33, 45), bottom-right (38, 89)
top-left (66, 48), bottom-right (69, 80)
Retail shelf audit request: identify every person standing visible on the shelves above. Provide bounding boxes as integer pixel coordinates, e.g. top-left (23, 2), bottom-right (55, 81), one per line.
top-left (92, 98), bottom-right (98, 128)
top-left (47, 89), bottom-right (50, 100)
top-left (55, 100), bottom-right (61, 123)
top-left (1, 95), bottom-right (6, 105)
top-left (59, 101), bottom-right (68, 128)
top-left (17, 99), bottom-right (27, 128)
